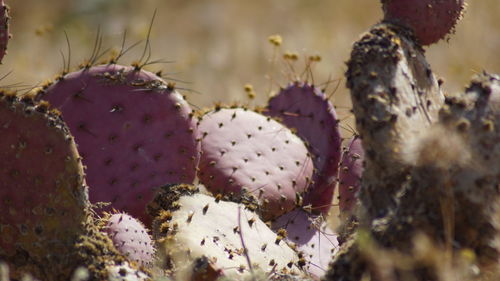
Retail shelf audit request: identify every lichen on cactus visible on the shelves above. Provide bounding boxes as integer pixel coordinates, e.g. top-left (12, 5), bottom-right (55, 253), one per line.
top-left (0, 92), bottom-right (88, 280)
top-left (265, 83), bottom-right (342, 215)
top-left (0, 0), bottom-right (10, 63)
top-left (346, 22), bottom-right (445, 220)
top-left (102, 213), bottom-right (156, 267)
top-left (150, 184), bottom-right (305, 280)
top-left (382, 0), bottom-right (465, 45)
top-left (36, 64), bottom-right (200, 225)
top-left (272, 209), bottom-right (339, 280)
top-left (338, 135), bottom-right (364, 217)
top-left (196, 107), bottom-right (314, 220)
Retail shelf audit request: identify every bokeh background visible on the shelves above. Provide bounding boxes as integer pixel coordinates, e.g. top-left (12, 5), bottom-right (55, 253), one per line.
top-left (4, 0), bottom-right (500, 137)
top-left (5, 0), bottom-right (500, 108)
top-left (3, 0), bottom-right (499, 224)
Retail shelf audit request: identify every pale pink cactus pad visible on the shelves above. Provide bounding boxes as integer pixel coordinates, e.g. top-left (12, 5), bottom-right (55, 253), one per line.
top-left (197, 107), bottom-right (314, 220)
top-left (104, 213), bottom-right (156, 267)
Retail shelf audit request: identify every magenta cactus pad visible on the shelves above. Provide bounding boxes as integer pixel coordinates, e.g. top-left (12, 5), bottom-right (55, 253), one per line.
top-left (38, 64), bottom-right (199, 224)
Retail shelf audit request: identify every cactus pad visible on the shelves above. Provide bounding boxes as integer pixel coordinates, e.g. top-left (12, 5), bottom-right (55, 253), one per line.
top-left (338, 136), bottom-right (364, 216)
top-left (346, 23), bottom-right (445, 219)
top-left (151, 184), bottom-right (304, 280)
top-left (197, 107), bottom-right (313, 220)
top-left (37, 64), bottom-right (199, 224)
top-left (266, 83), bottom-right (342, 215)
top-left (103, 213), bottom-right (156, 267)
top-left (0, 92), bottom-right (87, 279)
top-left (382, 0), bottom-right (465, 45)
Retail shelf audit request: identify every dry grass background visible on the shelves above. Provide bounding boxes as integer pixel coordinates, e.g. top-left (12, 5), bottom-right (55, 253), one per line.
top-left (5, 0), bottom-right (499, 109)
top-left (3, 0), bottom-right (499, 222)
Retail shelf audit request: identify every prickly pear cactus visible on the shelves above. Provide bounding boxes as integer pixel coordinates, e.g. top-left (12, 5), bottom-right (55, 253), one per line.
top-left (272, 209), bottom-right (339, 280)
top-left (382, 0), bottom-right (465, 45)
top-left (328, 72), bottom-right (500, 281)
top-left (266, 83), bottom-right (342, 215)
top-left (36, 64), bottom-right (199, 224)
top-left (150, 184), bottom-right (305, 280)
top-left (338, 135), bottom-right (364, 217)
top-left (196, 107), bottom-right (314, 220)
top-left (326, 8), bottom-right (500, 277)
top-left (0, 0), bottom-right (10, 63)
top-left (77, 209), bottom-right (159, 281)
top-left (103, 213), bottom-right (156, 267)
top-left (346, 22), bottom-right (445, 220)
top-left (0, 92), bottom-right (88, 280)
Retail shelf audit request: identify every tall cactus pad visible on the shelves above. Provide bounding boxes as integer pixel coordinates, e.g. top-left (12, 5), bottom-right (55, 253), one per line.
top-left (382, 0), bottom-right (465, 45)
top-left (0, 0), bottom-right (10, 63)
top-left (338, 136), bottom-right (364, 216)
top-left (346, 23), bottom-right (444, 219)
top-left (38, 64), bottom-right (199, 224)
top-left (152, 185), bottom-right (304, 280)
top-left (0, 93), bottom-right (87, 279)
top-left (272, 210), bottom-right (339, 279)
top-left (266, 83), bottom-right (342, 215)
top-left (103, 213), bottom-right (156, 267)
top-left (197, 107), bottom-right (314, 220)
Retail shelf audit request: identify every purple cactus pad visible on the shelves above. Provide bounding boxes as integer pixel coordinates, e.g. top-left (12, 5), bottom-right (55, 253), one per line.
top-left (338, 136), bottom-right (364, 215)
top-left (266, 83), bottom-right (342, 214)
top-left (104, 213), bottom-right (156, 267)
top-left (0, 93), bottom-right (87, 278)
top-left (197, 107), bottom-right (313, 220)
top-left (38, 64), bottom-right (199, 224)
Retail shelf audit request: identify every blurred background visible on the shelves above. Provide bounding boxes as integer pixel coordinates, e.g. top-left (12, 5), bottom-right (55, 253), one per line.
top-left (4, 0), bottom-right (500, 133)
